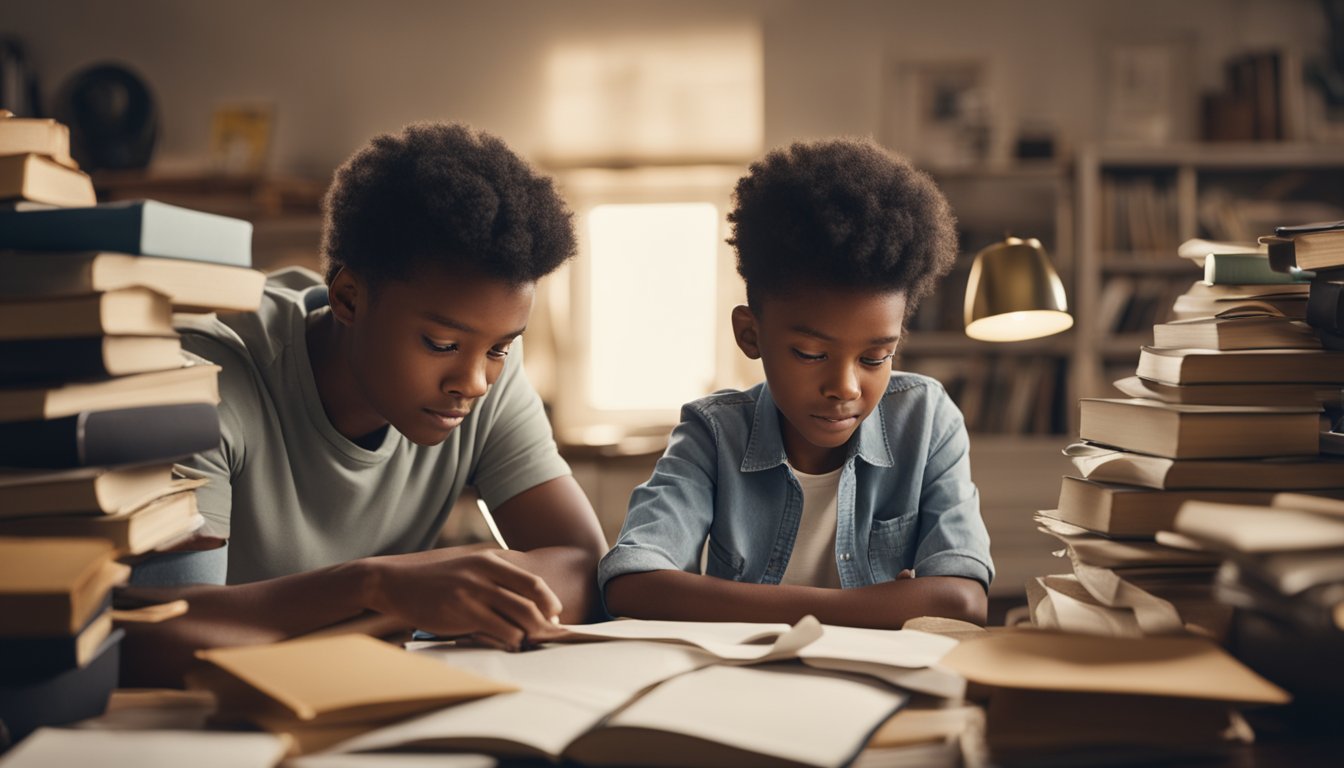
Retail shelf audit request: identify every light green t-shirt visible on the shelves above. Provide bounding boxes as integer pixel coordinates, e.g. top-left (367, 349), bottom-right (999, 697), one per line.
top-left (175, 269), bottom-right (571, 585)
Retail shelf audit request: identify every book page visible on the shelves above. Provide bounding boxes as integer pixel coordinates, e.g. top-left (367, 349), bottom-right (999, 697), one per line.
top-left (330, 640), bottom-right (722, 758)
top-left (0, 728), bottom-right (286, 768)
top-left (557, 616), bottom-right (821, 660)
top-left (326, 689), bottom-right (599, 760)
top-left (408, 639), bottom-right (716, 710)
top-left (565, 664), bottom-right (906, 768)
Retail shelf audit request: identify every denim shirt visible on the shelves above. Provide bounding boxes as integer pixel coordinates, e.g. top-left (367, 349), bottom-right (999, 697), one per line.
top-left (598, 373), bottom-right (994, 601)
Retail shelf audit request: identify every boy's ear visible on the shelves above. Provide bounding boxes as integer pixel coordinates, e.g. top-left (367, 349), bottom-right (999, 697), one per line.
top-left (731, 304), bottom-right (761, 360)
top-left (328, 267), bottom-right (361, 326)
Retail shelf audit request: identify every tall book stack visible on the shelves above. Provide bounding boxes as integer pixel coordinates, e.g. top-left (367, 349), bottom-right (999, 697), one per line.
top-left (0, 113), bottom-right (266, 738)
top-left (1263, 219), bottom-right (1344, 450)
top-left (1171, 493), bottom-right (1344, 726)
top-left (1028, 237), bottom-right (1344, 640)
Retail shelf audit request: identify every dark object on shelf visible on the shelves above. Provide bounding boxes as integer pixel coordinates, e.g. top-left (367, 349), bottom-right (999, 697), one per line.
top-left (0, 38), bottom-right (40, 117)
top-left (53, 63), bottom-right (158, 172)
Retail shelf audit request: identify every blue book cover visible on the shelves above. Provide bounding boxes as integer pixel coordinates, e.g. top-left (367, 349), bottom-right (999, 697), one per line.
top-left (0, 199), bottom-right (252, 267)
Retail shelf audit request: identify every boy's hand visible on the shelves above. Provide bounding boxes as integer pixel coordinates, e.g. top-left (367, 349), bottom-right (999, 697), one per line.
top-left (363, 550), bottom-right (564, 651)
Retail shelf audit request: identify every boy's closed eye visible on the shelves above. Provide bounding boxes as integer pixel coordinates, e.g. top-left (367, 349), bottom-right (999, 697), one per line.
top-left (423, 336), bottom-right (459, 353)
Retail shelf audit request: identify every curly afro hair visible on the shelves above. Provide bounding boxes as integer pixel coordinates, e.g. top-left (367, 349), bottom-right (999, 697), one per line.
top-left (728, 137), bottom-right (957, 316)
top-left (321, 122), bottom-right (575, 287)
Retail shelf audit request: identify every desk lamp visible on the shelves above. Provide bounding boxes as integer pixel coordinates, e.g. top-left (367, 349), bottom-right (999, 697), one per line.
top-left (963, 236), bottom-right (1072, 342)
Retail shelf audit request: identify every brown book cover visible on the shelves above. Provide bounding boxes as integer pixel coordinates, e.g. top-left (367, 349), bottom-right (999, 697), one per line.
top-left (0, 115), bottom-right (76, 168)
top-left (1047, 476), bottom-right (1276, 538)
top-left (0, 154), bottom-right (95, 207)
top-left (1079, 398), bottom-right (1321, 459)
top-left (0, 464), bottom-right (176, 517)
top-left (0, 251), bottom-right (265, 313)
top-left (191, 633), bottom-right (517, 727)
top-left (0, 537), bottom-right (129, 635)
top-left (0, 288), bottom-right (174, 341)
top-left (1136, 346), bottom-right (1344, 385)
top-left (0, 485), bottom-right (205, 555)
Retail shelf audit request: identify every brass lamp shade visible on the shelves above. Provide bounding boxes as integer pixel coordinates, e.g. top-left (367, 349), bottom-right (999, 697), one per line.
top-left (964, 236), bottom-right (1073, 342)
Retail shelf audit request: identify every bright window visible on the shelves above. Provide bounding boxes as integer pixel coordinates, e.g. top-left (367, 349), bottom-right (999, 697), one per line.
top-left (586, 203), bottom-right (720, 411)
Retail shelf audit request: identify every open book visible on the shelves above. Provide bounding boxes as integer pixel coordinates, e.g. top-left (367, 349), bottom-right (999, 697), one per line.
top-left (327, 617), bottom-right (961, 766)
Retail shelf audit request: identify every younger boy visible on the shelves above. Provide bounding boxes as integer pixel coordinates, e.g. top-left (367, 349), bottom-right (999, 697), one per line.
top-left (599, 138), bottom-right (993, 627)
top-left (122, 123), bottom-right (607, 684)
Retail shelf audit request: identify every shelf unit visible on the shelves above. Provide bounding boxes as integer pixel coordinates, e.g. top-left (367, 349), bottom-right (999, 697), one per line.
top-left (900, 162), bottom-right (1075, 436)
top-left (1074, 143), bottom-right (1344, 401)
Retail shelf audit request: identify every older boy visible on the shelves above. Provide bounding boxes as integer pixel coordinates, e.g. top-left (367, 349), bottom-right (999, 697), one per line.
top-left (600, 138), bottom-right (993, 627)
top-left (123, 123), bottom-right (607, 684)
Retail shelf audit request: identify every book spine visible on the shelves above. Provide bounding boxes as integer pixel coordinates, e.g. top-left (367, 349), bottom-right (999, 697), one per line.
top-left (1307, 280), bottom-right (1344, 335)
top-left (0, 205), bottom-right (140, 254)
top-left (0, 403), bottom-right (220, 467)
top-left (1266, 240), bottom-right (1299, 273)
top-left (0, 338), bottom-right (114, 382)
top-left (1205, 253), bottom-right (1310, 285)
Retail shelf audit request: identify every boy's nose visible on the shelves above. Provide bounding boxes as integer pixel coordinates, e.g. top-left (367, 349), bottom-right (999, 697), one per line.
top-left (823, 365), bottom-right (861, 401)
top-left (444, 359), bottom-right (489, 399)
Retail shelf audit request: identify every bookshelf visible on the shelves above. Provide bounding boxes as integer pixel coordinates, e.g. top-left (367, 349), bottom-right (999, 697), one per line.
top-left (900, 162), bottom-right (1075, 436)
top-left (1075, 143), bottom-right (1344, 401)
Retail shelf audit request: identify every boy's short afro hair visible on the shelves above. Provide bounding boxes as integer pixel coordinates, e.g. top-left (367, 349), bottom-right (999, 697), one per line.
top-left (321, 122), bottom-right (575, 286)
top-left (728, 137), bottom-right (957, 315)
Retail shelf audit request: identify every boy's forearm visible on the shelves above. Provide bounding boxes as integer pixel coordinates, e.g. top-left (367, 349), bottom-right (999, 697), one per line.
top-left (118, 557), bottom-right (378, 687)
top-left (118, 540), bottom-right (601, 687)
top-left (604, 570), bottom-right (987, 629)
top-left (495, 545), bottom-right (602, 624)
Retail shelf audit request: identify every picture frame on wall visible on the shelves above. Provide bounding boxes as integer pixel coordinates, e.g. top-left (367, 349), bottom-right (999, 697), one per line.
top-left (1101, 36), bottom-right (1195, 144)
top-left (882, 59), bottom-right (993, 167)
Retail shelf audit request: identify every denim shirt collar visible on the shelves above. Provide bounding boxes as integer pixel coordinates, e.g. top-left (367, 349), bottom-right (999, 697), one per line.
top-left (739, 383), bottom-right (895, 473)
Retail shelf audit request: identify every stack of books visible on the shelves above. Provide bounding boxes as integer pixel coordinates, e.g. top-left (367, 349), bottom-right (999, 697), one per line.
top-left (0, 110), bottom-right (93, 208)
top-left (0, 537), bottom-right (130, 741)
top-left (1171, 493), bottom-right (1344, 727)
top-left (941, 629), bottom-right (1289, 763)
top-left (0, 114), bottom-right (266, 739)
top-left (1030, 237), bottom-right (1344, 639)
top-left (1263, 220), bottom-right (1344, 450)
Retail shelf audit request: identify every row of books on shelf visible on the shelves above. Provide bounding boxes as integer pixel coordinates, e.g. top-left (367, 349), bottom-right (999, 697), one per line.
top-left (903, 354), bottom-right (1067, 435)
top-left (0, 111), bottom-right (265, 740)
top-left (1023, 225), bottom-right (1344, 745)
top-left (1099, 174), bottom-right (1182, 257)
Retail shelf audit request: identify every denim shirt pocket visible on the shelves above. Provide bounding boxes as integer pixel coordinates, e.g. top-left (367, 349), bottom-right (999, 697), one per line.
top-left (706, 536), bottom-right (746, 581)
top-left (866, 514), bottom-right (915, 581)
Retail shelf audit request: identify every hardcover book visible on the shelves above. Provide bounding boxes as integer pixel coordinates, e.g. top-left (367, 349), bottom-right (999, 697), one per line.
top-left (0, 154), bottom-right (95, 208)
top-left (1066, 442), bottom-right (1344, 491)
top-left (0, 537), bottom-right (129, 636)
top-left (0, 336), bottom-right (183, 382)
top-left (1136, 346), bottom-right (1344, 385)
top-left (1078, 398), bottom-right (1321, 459)
top-left (1046, 476), bottom-right (1276, 538)
top-left (0, 488), bottom-right (205, 555)
top-left (0, 115), bottom-right (76, 168)
top-left (0, 251), bottom-right (265, 312)
top-left (1151, 315), bottom-right (1320, 351)
top-left (0, 402), bottom-right (220, 468)
top-left (1113, 374), bottom-right (1343, 408)
top-left (0, 288), bottom-right (174, 341)
top-left (0, 199), bottom-right (252, 267)
top-left (0, 360), bottom-right (220, 423)
top-left (0, 463), bottom-right (178, 517)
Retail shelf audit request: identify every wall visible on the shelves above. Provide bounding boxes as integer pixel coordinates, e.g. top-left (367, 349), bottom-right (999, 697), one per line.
top-left (1, 0), bottom-right (1325, 176)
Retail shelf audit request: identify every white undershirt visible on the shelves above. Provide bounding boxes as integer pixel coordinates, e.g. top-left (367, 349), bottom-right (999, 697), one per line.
top-left (780, 463), bottom-right (843, 588)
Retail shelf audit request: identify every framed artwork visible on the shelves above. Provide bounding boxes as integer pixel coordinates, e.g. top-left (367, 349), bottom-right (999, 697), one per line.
top-left (210, 104), bottom-right (274, 175)
top-left (883, 59), bottom-right (992, 167)
top-left (1101, 37), bottom-right (1194, 144)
